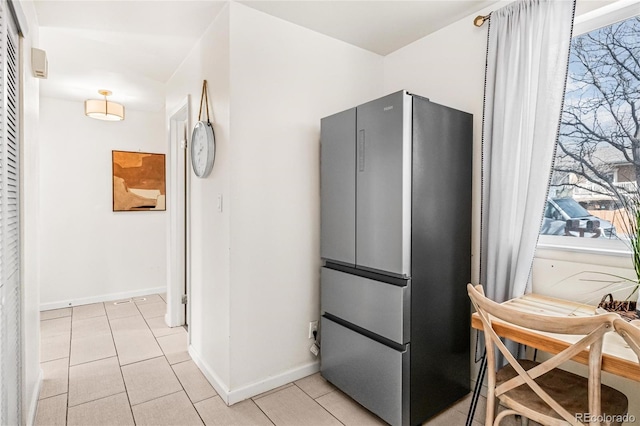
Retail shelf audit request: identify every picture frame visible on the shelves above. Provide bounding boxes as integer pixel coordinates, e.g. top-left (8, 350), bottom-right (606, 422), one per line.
top-left (112, 150), bottom-right (166, 212)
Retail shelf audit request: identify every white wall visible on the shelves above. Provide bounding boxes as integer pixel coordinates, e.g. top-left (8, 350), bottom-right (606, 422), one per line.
top-left (227, 3), bottom-right (383, 393)
top-left (38, 97), bottom-right (167, 309)
top-left (166, 4), bottom-right (233, 392)
top-left (166, 2), bottom-right (383, 401)
top-left (20, 1), bottom-right (43, 423)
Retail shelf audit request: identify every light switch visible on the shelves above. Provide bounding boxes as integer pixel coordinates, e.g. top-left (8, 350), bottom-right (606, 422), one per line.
top-left (217, 194), bottom-right (223, 212)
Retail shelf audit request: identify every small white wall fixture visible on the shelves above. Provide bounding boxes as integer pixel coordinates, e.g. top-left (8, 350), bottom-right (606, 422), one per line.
top-left (31, 47), bottom-right (47, 78)
top-left (166, 96), bottom-right (190, 329)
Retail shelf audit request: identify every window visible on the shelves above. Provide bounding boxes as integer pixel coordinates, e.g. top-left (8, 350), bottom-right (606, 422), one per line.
top-left (539, 10), bottom-right (639, 251)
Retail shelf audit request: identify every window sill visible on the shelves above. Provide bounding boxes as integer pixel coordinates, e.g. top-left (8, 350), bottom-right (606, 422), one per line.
top-left (534, 236), bottom-right (635, 301)
top-left (536, 235), bottom-right (631, 258)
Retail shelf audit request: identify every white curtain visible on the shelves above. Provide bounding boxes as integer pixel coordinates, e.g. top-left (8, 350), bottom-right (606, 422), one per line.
top-left (481, 0), bottom-right (575, 303)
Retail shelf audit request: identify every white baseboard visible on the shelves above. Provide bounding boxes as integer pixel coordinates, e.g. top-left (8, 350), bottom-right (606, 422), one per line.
top-left (188, 346), bottom-right (231, 403)
top-left (26, 367), bottom-right (43, 426)
top-left (188, 345), bottom-right (320, 406)
top-left (40, 287), bottom-right (166, 311)
top-left (227, 360), bottom-right (320, 405)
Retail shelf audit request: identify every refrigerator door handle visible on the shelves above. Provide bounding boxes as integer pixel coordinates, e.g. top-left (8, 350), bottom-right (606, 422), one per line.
top-left (358, 129), bottom-right (365, 172)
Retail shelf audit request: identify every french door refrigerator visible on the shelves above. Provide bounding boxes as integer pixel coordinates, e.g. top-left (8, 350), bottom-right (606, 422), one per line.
top-left (320, 90), bottom-right (472, 426)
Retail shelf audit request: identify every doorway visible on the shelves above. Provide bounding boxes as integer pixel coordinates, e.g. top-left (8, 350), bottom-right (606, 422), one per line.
top-left (167, 98), bottom-right (190, 331)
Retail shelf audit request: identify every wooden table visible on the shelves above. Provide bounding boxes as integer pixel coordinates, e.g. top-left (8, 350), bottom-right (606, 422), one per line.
top-left (466, 293), bottom-right (640, 425)
top-left (471, 293), bottom-right (640, 381)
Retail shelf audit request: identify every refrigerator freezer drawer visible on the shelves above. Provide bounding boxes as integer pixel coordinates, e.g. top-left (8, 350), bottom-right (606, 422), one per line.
top-left (321, 316), bottom-right (409, 426)
top-left (321, 267), bottom-right (409, 344)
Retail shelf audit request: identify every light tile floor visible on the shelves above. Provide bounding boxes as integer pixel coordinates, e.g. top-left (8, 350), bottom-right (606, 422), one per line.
top-left (36, 293), bottom-right (517, 426)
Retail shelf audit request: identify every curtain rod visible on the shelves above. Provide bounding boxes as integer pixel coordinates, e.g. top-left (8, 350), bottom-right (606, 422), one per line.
top-left (474, 13), bottom-right (492, 27)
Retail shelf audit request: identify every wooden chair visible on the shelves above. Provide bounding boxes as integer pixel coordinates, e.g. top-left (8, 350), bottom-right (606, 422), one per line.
top-left (613, 318), bottom-right (640, 363)
top-left (468, 284), bottom-right (628, 426)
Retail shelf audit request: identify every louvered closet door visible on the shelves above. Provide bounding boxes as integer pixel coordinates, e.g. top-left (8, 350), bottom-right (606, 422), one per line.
top-left (0, 1), bottom-right (20, 424)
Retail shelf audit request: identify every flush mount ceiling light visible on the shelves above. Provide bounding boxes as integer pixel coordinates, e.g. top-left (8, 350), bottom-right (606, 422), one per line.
top-left (84, 90), bottom-right (125, 121)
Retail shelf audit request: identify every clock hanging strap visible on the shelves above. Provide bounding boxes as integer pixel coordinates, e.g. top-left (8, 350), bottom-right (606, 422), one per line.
top-left (198, 80), bottom-right (211, 124)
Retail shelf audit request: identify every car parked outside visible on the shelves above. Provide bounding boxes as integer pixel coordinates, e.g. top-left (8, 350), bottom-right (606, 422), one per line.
top-left (540, 197), bottom-right (617, 238)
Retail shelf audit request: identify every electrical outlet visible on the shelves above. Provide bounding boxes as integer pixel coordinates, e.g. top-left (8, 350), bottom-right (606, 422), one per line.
top-left (308, 321), bottom-right (318, 339)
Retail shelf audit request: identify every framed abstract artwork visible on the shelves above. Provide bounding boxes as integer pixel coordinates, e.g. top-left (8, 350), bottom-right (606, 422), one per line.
top-left (112, 150), bottom-right (166, 211)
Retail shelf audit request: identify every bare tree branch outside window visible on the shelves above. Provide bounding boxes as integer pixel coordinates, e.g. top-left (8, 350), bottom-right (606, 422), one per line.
top-left (544, 15), bottom-right (639, 239)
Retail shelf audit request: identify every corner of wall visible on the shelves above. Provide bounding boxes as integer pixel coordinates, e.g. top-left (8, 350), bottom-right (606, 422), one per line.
top-left (165, 0), bottom-right (233, 393)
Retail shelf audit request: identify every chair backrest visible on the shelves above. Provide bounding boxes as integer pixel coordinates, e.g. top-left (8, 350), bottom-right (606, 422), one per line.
top-left (468, 284), bottom-right (619, 425)
top-left (613, 318), bottom-right (640, 363)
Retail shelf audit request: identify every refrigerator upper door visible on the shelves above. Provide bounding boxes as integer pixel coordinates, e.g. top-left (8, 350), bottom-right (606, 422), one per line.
top-left (356, 91), bottom-right (412, 277)
top-left (321, 108), bottom-right (356, 265)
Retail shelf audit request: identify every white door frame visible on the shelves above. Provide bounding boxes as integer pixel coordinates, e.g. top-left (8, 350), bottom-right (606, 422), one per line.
top-left (166, 97), bottom-right (190, 329)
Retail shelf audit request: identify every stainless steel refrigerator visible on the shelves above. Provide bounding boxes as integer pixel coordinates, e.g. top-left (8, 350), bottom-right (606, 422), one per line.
top-left (320, 90), bottom-right (472, 426)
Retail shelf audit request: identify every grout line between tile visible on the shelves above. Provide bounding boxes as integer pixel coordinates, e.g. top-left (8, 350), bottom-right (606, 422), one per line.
top-left (251, 383), bottom-right (294, 401)
top-left (118, 354), bottom-right (166, 369)
top-left (40, 355), bottom-right (69, 364)
top-left (129, 389), bottom-right (184, 408)
top-left (292, 377), bottom-right (335, 401)
top-left (294, 383), bottom-right (346, 426)
top-left (170, 362), bottom-right (192, 402)
top-left (36, 392), bottom-right (68, 403)
top-left (189, 392), bottom-right (207, 424)
top-left (68, 354), bottom-right (118, 368)
top-left (251, 397), bottom-right (277, 426)
top-left (171, 359), bottom-right (192, 367)
top-left (67, 390), bottom-right (131, 410)
top-left (312, 388), bottom-right (337, 401)
top-left (315, 391), bottom-right (336, 401)
top-left (38, 390), bottom-right (67, 401)
top-left (105, 310), bottom-right (136, 424)
top-left (40, 316), bottom-right (72, 322)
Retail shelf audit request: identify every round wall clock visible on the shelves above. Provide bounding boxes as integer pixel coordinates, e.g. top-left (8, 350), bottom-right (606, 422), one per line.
top-left (191, 120), bottom-right (215, 178)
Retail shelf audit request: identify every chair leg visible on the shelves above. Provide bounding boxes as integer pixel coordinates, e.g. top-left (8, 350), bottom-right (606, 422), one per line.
top-left (485, 394), bottom-right (496, 426)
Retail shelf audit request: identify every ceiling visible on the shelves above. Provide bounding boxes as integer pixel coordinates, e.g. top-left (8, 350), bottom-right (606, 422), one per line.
top-left (33, 0), bottom-right (555, 112)
top-left (237, 1), bottom-right (499, 56)
top-left (35, 1), bottom-right (228, 112)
